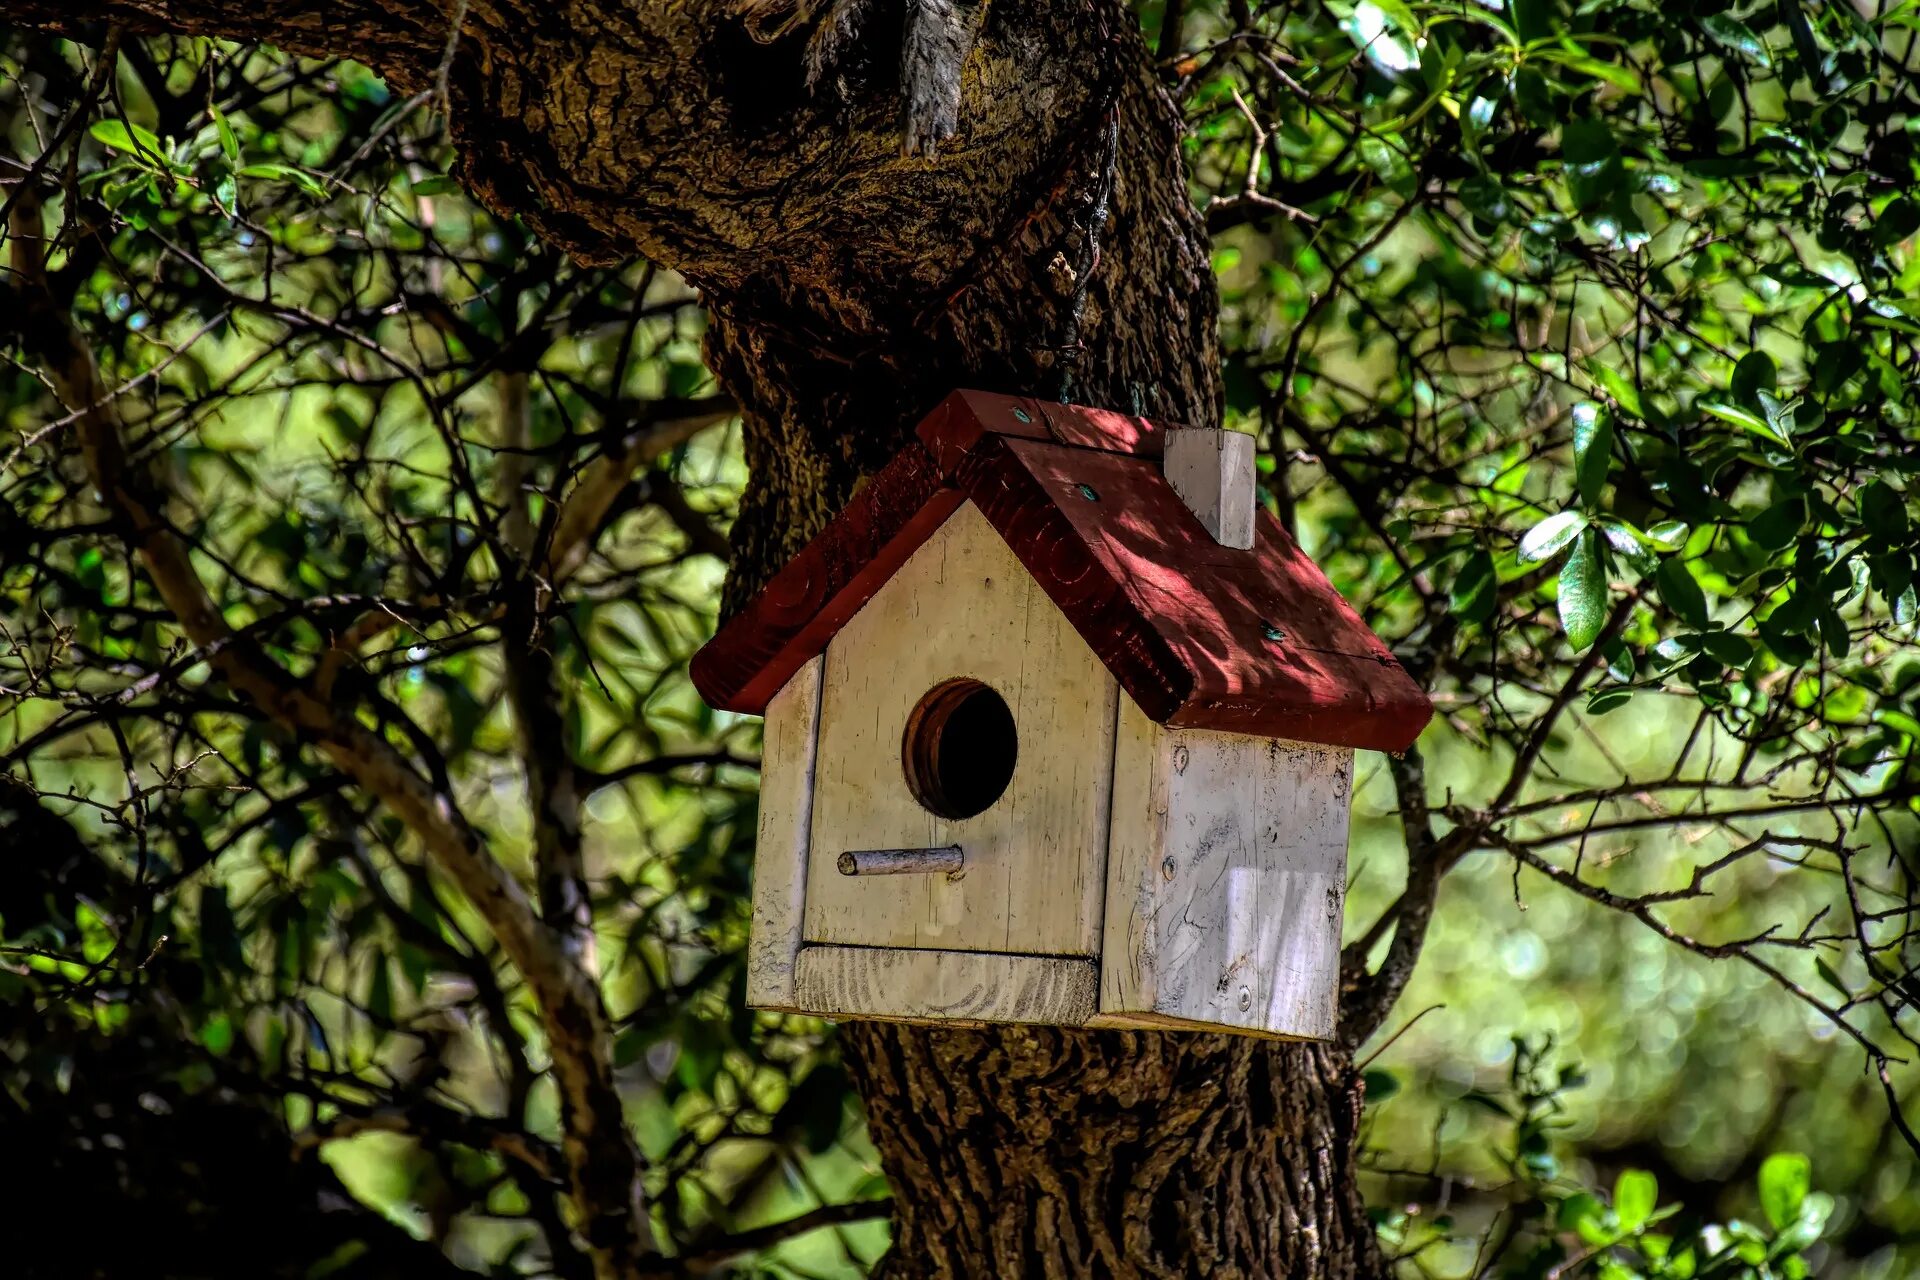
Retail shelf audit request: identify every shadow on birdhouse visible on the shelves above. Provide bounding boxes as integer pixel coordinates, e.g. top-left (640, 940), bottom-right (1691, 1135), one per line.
top-left (691, 391), bottom-right (1432, 1039)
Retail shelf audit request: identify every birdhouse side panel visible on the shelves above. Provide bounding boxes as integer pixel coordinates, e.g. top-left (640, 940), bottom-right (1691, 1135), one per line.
top-left (1098, 699), bottom-right (1354, 1039)
top-left (802, 501), bottom-right (1119, 957)
top-left (745, 654), bottom-right (825, 1012)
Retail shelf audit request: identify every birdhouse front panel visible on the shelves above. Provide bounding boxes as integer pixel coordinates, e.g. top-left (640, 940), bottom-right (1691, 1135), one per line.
top-left (690, 391), bottom-right (1435, 1040)
top-left (802, 500), bottom-right (1118, 957)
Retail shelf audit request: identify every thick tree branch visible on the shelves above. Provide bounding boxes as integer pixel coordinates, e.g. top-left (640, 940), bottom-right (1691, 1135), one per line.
top-left (678, 1200), bottom-right (894, 1272)
top-left (547, 397), bottom-right (736, 582)
top-left (1339, 745), bottom-right (1457, 1047)
top-left (2, 0), bottom-right (440, 83)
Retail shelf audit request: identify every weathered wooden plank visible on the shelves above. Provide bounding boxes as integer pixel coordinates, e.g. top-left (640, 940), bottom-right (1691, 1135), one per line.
top-left (1099, 698), bottom-right (1352, 1040)
top-left (1162, 427), bottom-right (1255, 549)
top-left (915, 389), bottom-right (1163, 475)
top-left (744, 655), bottom-right (824, 1012)
top-left (1099, 694), bottom-right (1171, 1018)
top-left (793, 945), bottom-right (1098, 1026)
top-left (803, 501), bottom-right (1117, 956)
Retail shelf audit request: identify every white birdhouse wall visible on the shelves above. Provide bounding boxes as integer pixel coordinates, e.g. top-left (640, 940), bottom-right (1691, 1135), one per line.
top-left (802, 501), bottom-right (1118, 957)
top-left (1100, 698), bottom-right (1354, 1039)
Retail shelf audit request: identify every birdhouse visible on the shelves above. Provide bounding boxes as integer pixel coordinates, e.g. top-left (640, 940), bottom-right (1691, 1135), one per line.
top-left (691, 392), bottom-right (1431, 1039)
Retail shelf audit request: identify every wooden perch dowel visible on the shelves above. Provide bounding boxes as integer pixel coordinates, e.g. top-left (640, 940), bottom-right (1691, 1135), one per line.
top-left (837, 846), bottom-right (965, 877)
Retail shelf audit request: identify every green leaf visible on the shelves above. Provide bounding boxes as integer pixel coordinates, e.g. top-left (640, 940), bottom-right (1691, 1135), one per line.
top-left (201, 1012), bottom-right (236, 1056)
top-left (1362, 1069), bottom-right (1400, 1101)
top-left (1644, 520), bottom-right (1690, 552)
top-left (1614, 1168), bottom-right (1658, 1231)
top-left (1572, 402), bottom-right (1613, 508)
top-left (1757, 1154), bottom-right (1811, 1232)
top-left (1701, 401), bottom-right (1791, 447)
top-left (89, 119), bottom-right (167, 162)
top-left (1340, 0), bottom-right (1423, 74)
top-left (210, 99), bottom-right (241, 164)
top-left (1820, 607), bottom-right (1852, 658)
top-left (1750, 497), bottom-right (1804, 551)
top-left (1450, 549), bottom-right (1498, 624)
top-left (1759, 612), bottom-right (1816, 664)
top-left (1702, 631), bottom-right (1754, 668)
top-left (76, 901), bottom-right (115, 965)
top-left (411, 174), bottom-right (463, 196)
top-left (1520, 510), bottom-right (1587, 563)
top-left (1585, 360), bottom-right (1644, 417)
top-left (1588, 687), bottom-right (1632, 714)
top-left (1702, 13), bottom-right (1773, 65)
top-left (1657, 558), bottom-right (1710, 629)
top-left (1877, 708), bottom-right (1920, 741)
top-left (1731, 350), bottom-right (1779, 405)
top-left (1558, 528), bottom-right (1608, 650)
top-left (1543, 52), bottom-right (1645, 96)
top-left (1597, 519), bottom-right (1656, 574)
top-left (1861, 480), bottom-right (1910, 540)
top-left (1773, 1191), bottom-right (1834, 1255)
top-left (237, 162), bottom-right (332, 201)
top-left (368, 955), bottom-right (394, 1025)
top-left (1558, 1191), bottom-right (1607, 1236)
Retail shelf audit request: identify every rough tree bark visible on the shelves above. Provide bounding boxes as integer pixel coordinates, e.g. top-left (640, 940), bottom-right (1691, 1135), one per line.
top-left (5, 3), bottom-right (1392, 1275)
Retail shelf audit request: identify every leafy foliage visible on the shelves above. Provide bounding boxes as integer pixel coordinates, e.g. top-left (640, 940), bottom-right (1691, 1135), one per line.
top-left (3, 0), bottom-right (1920, 1274)
top-left (1179, 0), bottom-right (1920, 1270)
top-left (1375, 1040), bottom-right (1833, 1279)
top-left (1, 37), bottom-right (873, 1277)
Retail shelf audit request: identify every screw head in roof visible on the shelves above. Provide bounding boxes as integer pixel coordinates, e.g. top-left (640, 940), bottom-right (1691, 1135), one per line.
top-left (1012, 407), bottom-right (1033, 423)
top-left (1076, 483), bottom-right (1099, 501)
top-left (1262, 622), bottom-right (1286, 643)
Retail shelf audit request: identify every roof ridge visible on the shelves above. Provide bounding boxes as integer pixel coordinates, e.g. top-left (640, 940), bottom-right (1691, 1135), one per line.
top-left (691, 390), bottom-right (1433, 753)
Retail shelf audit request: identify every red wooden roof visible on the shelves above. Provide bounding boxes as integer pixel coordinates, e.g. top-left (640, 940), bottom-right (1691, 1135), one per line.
top-left (690, 391), bottom-right (1433, 753)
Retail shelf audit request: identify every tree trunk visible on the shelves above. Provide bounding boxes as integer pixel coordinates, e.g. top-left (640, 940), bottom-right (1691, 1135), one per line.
top-left (7, 1), bottom-right (1393, 1273)
top-left (845, 1026), bottom-right (1383, 1279)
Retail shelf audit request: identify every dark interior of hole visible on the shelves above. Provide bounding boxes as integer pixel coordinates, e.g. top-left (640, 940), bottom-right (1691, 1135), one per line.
top-left (908, 682), bottom-right (1018, 820)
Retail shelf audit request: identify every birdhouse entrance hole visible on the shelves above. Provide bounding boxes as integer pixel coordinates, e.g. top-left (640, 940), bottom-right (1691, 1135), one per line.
top-left (901, 678), bottom-right (1017, 820)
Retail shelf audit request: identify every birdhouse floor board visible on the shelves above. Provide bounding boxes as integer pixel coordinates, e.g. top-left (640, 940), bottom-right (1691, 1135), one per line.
top-left (792, 945), bottom-right (1098, 1026)
top-left (744, 654), bottom-right (824, 1012)
top-left (1082, 1010), bottom-right (1322, 1041)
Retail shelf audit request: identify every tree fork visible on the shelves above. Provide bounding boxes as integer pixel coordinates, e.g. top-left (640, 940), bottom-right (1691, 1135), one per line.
top-left (3, 3), bottom-right (1394, 1274)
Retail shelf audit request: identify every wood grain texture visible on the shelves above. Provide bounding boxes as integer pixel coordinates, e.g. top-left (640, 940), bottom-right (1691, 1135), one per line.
top-left (1099, 698), bottom-right (1353, 1040)
top-left (694, 396), bottom-right (1432, 753)
top-left (803, 502), bottom-right (1118, 956)
top-left (979, 435), bottom-right (1428, 750)
top-left (793, 945), bottom-right (1098, 1026)
top-left (745, 655), bottom-right (825, 1011)
top-left (1163, 427), bottom-right (1255, 549)
top-left (916, 389), bottom-right (1163, 475)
